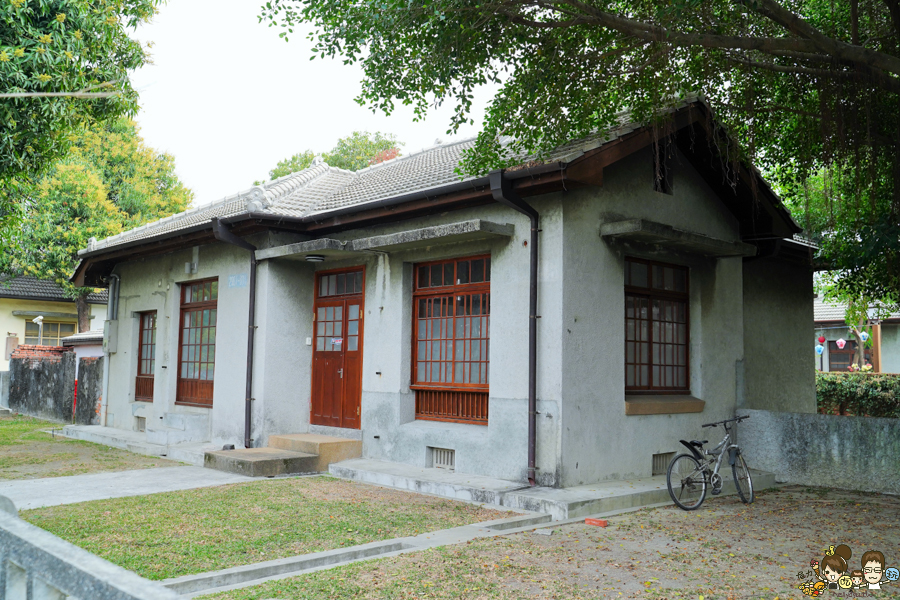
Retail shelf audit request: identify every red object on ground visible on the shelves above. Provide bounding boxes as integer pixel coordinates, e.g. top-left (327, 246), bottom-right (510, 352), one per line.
top-left (585, 518), bottom-right (608, 527)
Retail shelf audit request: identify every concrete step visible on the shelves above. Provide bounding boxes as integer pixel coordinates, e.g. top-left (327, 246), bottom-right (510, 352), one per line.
top-left (330, 458), bottom-right (778, 520)
top-left (61, 425), bottom-right (210, 466)
top-left (63, 425), bottom-right (168, 458)
top-left (268, 434), bottom-right (361, 472)
top-left (0, 407), bottom-right (12, 418)
top-left (146, 425), bottom-right (205, 446)
top-left (204, 448), bottom-right (319, 477)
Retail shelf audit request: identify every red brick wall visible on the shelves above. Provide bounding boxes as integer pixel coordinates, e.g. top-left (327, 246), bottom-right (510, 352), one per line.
top-left (10, 345), bottom-right (74, 367)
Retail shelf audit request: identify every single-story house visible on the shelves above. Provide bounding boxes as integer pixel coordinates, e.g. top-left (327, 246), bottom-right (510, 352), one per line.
top-left (72, 98), bottom-right (815, 487)
top-left (0, 277), bottom-right (107, 369)
top-left (814, 298), bottom-right (900, 373)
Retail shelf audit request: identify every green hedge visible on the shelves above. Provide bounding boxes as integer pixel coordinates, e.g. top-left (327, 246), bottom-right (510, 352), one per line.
top-left (816, 372), bottom-right (900, 418)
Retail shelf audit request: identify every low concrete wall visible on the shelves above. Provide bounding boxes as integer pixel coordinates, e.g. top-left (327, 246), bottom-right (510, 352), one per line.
top-left (0, 370), bottom-right (9, 408)
top-left (741, 408), bottom-right (900, 494)
top-left (8, 346), bottom-right (76, 423)
top-left (75, 356), bottom-right (104, 425)
top-left (0, 498), bottom-right (180, 599)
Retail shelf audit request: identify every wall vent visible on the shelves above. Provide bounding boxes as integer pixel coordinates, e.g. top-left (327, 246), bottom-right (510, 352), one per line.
top-left (135, 416), bottom-right (146, 433)
top-left (652, 452), bottom-right (675, 476)
top-left (431, 447), bottom-right (455, 471)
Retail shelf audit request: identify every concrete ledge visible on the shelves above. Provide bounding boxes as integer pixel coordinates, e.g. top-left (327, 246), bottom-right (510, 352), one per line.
top-left (268, 434), bottom-right (361, 472)
top-left (256, 238), bottom-right (355, 261)
top-left (0, 510), bottom-right (180, 599)
top-left (164, 540), bottom-right (414, 595)
top-left (624, 395), bottom-right (705, 415)
top-left (600, 219), bottom-right (756, 257)
top-left (350, 219), bottom-right (514, 253)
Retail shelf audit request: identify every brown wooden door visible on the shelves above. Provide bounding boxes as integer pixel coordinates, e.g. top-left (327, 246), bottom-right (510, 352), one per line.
top-left (311, 270), bottom-right (364, 429)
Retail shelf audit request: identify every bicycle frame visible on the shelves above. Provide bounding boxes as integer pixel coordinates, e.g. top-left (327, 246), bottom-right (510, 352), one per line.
top-left (689, 425), bottom-right (740, 486)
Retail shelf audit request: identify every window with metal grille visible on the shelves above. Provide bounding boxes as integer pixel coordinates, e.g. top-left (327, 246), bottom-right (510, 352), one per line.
top-left (135, 311), bottom-right (156, 402)
top-left (412, 255), bottom-right (490, 424)
top-left (176, 279), bottom-right (218, 407)
top-left (431, 447), bottom-right (456, 470)
top-left (652, 452), bottom-right (675, 476)
top-left (625, 257), bottom-right (689, 392)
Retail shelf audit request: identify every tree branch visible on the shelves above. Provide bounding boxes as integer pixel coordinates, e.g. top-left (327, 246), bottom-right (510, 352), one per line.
top-left (883, 0), bottom-right (900, 37)
top-left (726, 55), bottom-right (900, 93)
top-left (750, 0), bottom-right (900, 76)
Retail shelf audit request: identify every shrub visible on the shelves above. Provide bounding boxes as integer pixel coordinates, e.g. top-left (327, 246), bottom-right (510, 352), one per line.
top-left (816, 372), bottom-right (900, 418)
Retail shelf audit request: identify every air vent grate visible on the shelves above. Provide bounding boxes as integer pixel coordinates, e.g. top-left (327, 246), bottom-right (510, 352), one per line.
top-left (652, 452), bottom-right (675, 476)
top-left (432, 447), bottom-right (455, 471)
top-left (136, 416), bottom-right (146, 433)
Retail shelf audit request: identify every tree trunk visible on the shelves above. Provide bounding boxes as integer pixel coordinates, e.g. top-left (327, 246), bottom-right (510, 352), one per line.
top-left (76, 295), bottom-right (90, 333)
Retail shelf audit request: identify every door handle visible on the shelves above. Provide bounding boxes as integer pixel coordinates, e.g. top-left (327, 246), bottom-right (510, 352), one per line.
top-left (338, 368), bottom-right (343, 378)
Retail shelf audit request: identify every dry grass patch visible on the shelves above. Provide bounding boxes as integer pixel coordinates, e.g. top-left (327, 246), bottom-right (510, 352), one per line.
top-left (23, 476), bottom-right (516, 580)
top-left (200, 486), bottom-right (900, 600)
top-left (0, 415), bottom-right (175, 480)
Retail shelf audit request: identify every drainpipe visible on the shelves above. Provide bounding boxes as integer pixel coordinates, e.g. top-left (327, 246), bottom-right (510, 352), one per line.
top-left (211, 219), bottom-right (257, 449)
top-left (489, 170), bottom-right (540, 486)
top-left (101, 274), bottom-right (120, 427)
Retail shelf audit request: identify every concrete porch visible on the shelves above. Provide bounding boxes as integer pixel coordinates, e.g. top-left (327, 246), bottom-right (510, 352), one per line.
top-left (62, 424), bottom-right (215, 466)
top-left (204, 434), bottom-right (363, 477)
top-left (330, 458), bottom-right (777, 520)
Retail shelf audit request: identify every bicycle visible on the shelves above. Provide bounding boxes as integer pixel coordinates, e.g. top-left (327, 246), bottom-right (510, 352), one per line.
top-left (666, 415), bottom-right (753, 510)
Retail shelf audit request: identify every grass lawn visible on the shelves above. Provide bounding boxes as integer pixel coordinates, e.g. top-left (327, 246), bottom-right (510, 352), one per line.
top-left (197, 486), bottom-right (900, 600)
top-left (22, 476), bottom-right (516, 581)
top-left (0, 415), bottom-right (175, 480)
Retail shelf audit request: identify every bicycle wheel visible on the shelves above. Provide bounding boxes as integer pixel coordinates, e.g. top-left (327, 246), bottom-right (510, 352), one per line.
top-left (667, 454), bottom-right (707, 510)
top-left (732, 452), bottom-right (754, 504)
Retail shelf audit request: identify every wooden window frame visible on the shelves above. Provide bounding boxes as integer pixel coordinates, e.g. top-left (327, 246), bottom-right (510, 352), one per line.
top-left (411, 255), bottom-right (491, 425)
top-left (176, 278), bottom-right (218, 407)
top-left (135, 311), bottom-right (156, 402)
top-left (23, 320), bottom-right (77, 346)
top-left (827, 340), bottom-right (872, 372)
top-left (625, 257), bottom-right (690, 394)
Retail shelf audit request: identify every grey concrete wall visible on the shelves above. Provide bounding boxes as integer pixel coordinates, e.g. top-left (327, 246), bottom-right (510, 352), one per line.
top-left (740, 408), bottom-right (900, 494)
top-left (743, 258), bottom-right (816, 412)
top-left (106, 234), bottom-right (297, 445)
top-left (75, 356), bottom-right (103, 425)
top-left (8, 353), bottom-right (75, 423)
top-left (251, 258), bottom-right (316, 447)
top-left (311, 198), bottom-right (564, 485)
top-left (558, 147), bottom-right (746, 486)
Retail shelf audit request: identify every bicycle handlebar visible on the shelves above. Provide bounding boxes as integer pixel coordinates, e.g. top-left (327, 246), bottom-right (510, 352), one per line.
top-left (701, 415), bottom-right (750, 428)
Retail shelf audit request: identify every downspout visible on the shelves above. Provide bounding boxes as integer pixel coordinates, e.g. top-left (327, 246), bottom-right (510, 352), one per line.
top-left (489, 170), bottom-right (540, 486)
top-left (211, 218), bottom-right (257, 449)
top-left (101, 274), bottom-right (120, 427)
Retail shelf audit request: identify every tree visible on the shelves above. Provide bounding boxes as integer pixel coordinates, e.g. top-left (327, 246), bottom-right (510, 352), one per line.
top-left (261, 0), bottom-right (900, 303)
top-left (257, 131), bottom-right (403, 182)
top-left (2, 118), bottom-right (192, 330)
top-left (0, 0), bottom-right (159, 243)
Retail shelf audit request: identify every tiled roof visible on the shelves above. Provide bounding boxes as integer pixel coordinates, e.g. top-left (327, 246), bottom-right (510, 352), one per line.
top-left (814, 297), bottom-right (900, 322)
top-left (0, 277), bottom-right (107, 303)
top-left (81, 94), bottom-right (788, 256)
top-left (61, 329), bottom-right (104, 346)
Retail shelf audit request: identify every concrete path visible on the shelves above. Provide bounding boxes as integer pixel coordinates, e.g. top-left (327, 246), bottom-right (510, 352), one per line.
top-left (0, 466), bottom-right (253, 511)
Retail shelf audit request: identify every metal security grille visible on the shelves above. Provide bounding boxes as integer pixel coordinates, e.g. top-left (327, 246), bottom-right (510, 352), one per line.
top-left (432, 447), bottom-right (456, 470)
top-left (653, 452), bottom-right (675, 476)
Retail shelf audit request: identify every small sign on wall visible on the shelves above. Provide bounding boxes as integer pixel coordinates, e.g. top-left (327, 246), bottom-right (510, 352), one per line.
top-left (228, 274), bottom-right (248, 288)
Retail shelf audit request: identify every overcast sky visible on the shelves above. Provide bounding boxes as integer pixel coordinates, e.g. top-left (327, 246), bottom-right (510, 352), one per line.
top-left (131, 1), bottom-right (492, 206)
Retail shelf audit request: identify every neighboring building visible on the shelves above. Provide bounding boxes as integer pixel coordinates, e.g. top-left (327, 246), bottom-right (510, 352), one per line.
top-left (0, 277), bottom-right (107, 370)
top-left (61, 330), bottom-right (105, 378)
top-left (814, 298), bottom-right (900, 373)
top-left (72, 99), bottom-right (815, 487)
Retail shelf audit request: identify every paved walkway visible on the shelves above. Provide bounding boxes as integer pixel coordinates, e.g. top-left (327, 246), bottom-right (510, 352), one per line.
top-left (0, 466), bottom-right (253, 511)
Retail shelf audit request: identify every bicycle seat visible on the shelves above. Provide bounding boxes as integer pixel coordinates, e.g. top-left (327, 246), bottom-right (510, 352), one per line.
top-left (689, 440), bottom-right (708, 447)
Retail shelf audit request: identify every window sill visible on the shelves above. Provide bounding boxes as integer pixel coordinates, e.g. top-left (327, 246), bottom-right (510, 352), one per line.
top-left (625, 395), bottom-right (705, 415)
